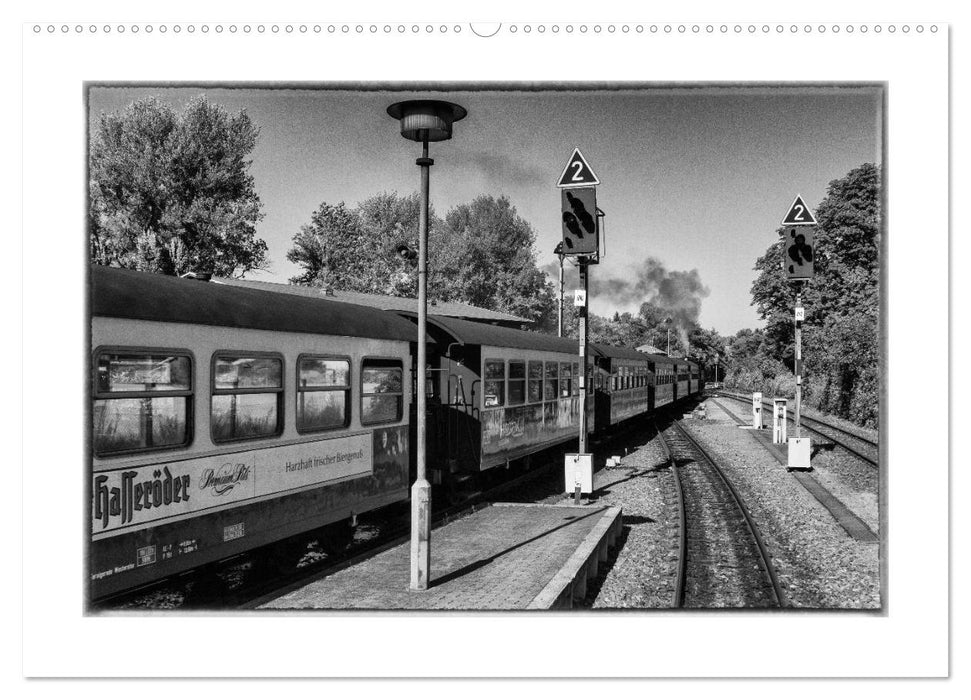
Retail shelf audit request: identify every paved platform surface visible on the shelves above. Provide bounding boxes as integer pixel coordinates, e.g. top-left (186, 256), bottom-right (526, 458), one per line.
top-left (260, 503), bottom-right (622, 610)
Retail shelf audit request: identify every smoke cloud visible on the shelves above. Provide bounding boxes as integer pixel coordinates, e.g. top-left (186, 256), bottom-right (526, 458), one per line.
top-left (450, 149), bottom-right (548, 187)
top-left (544, 256), bottom-right (710, 348)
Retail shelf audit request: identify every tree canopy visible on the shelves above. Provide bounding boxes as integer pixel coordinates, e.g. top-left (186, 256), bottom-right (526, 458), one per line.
top-left (89, 96), bottom-right (267, 277)
top-left (287, 193), bottom-right (557, 327)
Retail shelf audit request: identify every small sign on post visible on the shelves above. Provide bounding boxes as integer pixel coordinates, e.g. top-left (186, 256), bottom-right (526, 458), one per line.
top-left (573, 289), bottom-right (587, 307)
top-left (752, 392), bottom-right (763, 429)
top-left (557, 148), bottom-right (600, 188)
top-left (773, 398), bottom-right (788, 444)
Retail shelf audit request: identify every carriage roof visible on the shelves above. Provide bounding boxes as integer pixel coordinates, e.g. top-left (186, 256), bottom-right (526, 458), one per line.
top-left (91, 265), bottom-right (420, 343)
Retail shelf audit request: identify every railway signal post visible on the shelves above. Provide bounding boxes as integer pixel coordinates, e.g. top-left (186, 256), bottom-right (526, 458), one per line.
top-left (558, 148), bottom-right (601, 500)
top-left (554, 242), bottom-right (565, 337)
top-left (781, 194), bottom-right (816, 470)
top-left (387, 99), bottom-right (467, 591)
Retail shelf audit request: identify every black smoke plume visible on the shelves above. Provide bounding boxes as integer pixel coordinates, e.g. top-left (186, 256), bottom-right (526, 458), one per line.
top-left (543, 256), bottom-right (710, 350)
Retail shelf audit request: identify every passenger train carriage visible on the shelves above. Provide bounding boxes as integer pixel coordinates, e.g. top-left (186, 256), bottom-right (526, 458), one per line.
top-left (592, 344), bottom-right (653, 430)
top-left (416, 315), bottom-right (594, 476)
top-left (89, 265), bottom-right (705, 599)
top-left (644, 353), bottom-right (677, 409)
top-left (90, 266), bottom-right (415, 599)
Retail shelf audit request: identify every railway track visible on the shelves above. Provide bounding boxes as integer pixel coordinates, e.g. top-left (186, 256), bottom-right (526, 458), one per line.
top-left (715, 391), bottom-right (878, 468)
top-left (656, 418), bottom-right (787, 608)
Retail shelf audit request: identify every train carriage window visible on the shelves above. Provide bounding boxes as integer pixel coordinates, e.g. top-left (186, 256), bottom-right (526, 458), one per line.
top-left (483, 360), bottom-right (506, 407)
top-left (528, 361), bottom-right (543, 403)
top-left (611, 374), bottom-right (618, 392)
top-left (560, 362), bottom-right (573, 397)
top-left (361, 360), bottom-right (404, 424)
top-left (544, 362), bottom-right (559, 400)
top-left (211, 354), bottom-right (283, 442)
top-left (508, 361), bottom-right (526, 405)
top-left (297, 356), bottom-right (350, 432)
top-left (94, 351), bottom-right (192, 455)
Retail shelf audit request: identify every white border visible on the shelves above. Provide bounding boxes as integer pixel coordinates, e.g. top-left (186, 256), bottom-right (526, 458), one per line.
top-left (18, 2), bottom-right (949, 683)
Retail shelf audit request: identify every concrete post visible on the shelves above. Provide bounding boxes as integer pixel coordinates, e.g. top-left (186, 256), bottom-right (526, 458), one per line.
top-left (410, 139), bottom-right (432, 591)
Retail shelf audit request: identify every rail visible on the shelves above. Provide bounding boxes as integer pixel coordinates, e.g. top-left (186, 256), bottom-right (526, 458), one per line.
top-left (656, 418), bottom-right (787, 608)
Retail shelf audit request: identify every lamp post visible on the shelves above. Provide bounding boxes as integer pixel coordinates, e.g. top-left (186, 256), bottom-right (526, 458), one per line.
top-left (553, 242), bottom-right (565, 337)
top-left (387, 99), bottom-right (466, 592)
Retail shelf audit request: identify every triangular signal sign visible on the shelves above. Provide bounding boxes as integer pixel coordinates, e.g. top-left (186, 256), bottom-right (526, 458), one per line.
top-left (781, 195), bottom-right (817, 225)
top-left (557, 148), bottom-right (600, 188)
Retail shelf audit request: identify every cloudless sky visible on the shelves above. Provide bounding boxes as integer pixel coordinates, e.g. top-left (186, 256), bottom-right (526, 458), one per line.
top-left (88, 85), bottom-right (881, 335)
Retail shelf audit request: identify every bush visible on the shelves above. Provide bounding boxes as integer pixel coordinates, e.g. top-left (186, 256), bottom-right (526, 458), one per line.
top-left (848, 364), bottom-right (880, 429)
top-left (767, 372), bottom-right (796, 399)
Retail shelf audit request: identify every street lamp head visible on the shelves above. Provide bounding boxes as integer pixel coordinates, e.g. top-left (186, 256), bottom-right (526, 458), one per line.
top-left (387, 100), bottom-right (467, 142)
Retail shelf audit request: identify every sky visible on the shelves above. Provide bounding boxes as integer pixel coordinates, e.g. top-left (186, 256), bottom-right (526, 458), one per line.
top-left (88, 85), bottom-right (882, 336)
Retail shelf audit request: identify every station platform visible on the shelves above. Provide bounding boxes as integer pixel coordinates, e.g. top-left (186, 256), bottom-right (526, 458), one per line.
top-left (259, 502), bottom-right (623, 610)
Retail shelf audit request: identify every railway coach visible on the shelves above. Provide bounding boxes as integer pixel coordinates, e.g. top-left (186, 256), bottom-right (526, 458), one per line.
top-left (89, 265), bottom-right (418, 599)
top-left (675, 359), bottom-right (691, 402)
top-left (592, 343), bottom-right (653, 430)
top-left (688, 359), bottom-right (704, 396)
top-left (643, 353), bottom-right (677, 409)
top-left (414, 315), bottom-right (595, 487)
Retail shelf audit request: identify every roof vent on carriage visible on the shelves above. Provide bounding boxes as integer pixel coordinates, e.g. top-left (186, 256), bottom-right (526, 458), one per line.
top-left (179, 271), bottom-right (212, 282)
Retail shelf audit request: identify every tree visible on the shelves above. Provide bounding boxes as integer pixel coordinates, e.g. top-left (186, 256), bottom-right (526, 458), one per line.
top-left (89, 96), bottom-right (267, 277)
top-left (286, 201), bottom-right (366, 287)
top-left (287, 192), bottom-right (557, 328)
top-left (687, 327), bottom-right (728, 370)
top-left (436, 195), bottom-right (556, 326)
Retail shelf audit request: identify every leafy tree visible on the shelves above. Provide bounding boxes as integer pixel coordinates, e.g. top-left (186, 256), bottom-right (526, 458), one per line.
top-left (287, 192), bottom-right (557, 328)
top-left (89, 96), bottom-right (267, 277)
top-left (687, 326), bottom-right (728, 370)
top-left (286, 193), bottom-right (436, 297)
top-left (436, 195), bottom-right (556, 325)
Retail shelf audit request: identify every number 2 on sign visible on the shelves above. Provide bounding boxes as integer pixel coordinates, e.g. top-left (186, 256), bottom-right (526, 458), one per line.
top-left (792, 204), bottom-right (806, 221)
top-left (571, 161), bottom-right (584, 181)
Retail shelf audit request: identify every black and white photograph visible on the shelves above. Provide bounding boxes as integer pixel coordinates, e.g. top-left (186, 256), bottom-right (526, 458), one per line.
top-left (18, 9), bottom-right (951, 683)
top-left (86, 83), bottom-right (884, 612)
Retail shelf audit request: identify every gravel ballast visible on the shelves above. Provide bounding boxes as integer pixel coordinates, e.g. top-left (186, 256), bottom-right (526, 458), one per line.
top-left (687, 400), bottom-right (880, 608)
top-left (567, 401), bottom-right (880, 609)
